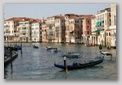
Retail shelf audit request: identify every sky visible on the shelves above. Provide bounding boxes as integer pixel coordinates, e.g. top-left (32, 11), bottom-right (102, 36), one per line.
top-left (4, 3), bottom-right (110, 19)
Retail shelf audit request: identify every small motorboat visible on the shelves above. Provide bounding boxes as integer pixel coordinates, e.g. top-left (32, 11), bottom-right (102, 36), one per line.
top-left (100, 51), bottom-right (112, 60)
top-left (33, 45), bottom-right (39, 48)
top-left (100, 51), bottom-right (112, 56)
top-left (54, 56), bottom-right (104, 70)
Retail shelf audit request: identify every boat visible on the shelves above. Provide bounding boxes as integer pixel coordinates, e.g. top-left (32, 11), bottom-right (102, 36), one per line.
top-left (100, 51), bottom-right (112, 56)
top-left (46, 47), bottom-right (59, 53)
top-left (62, 52), bottom-right (80, 58)
top-left (46, 47), bottom-right (57, 51)
top-left (54, 56), bottom-right (104, 70)
top-left (33, 45), bottom-right (39, 48)
top-left (32, 43), bottom-right (39, 48)
top-left (4, 51), bottom-right (18, 66)
top-left (5, 46), bottom-right (22, 51)
top-left (14, 45), bottom-right (22, 50)
top-left (100, 51), bottom-right (112, 60)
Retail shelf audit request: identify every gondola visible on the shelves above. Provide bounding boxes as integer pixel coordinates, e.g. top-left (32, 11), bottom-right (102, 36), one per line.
top-left (14, 45), bottom-right (22, 50)
top-left (46, 47), bottom-right (57, 51)
top-left (4, 51), bottom-right (18, 66)
top-left (54, 57), bottom-right (104, 70)
top-left (5, 46), bottom-right (21, 51)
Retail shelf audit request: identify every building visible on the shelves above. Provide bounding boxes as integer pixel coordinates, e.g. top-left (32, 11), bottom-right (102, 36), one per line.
top-left (80, 15), bottom-right (93, 45)
top-left (107, 4), bottom-right (116, 48)
top-left (95, 8), bottom-right (111, 46)
top-left (41, 20), bottom-right (49, 42)
top-left (4, 17), bottom-right (40, 43)
top-left (16, 17), bottom-right (38, 43)
top-left (17, 19), bottom-right (31, 42)
top-left (90, 16), bottom-right (98, 45)
top-left (42, 15), bottom-right (66, 43)
top-left (45, 16), bottom-right (55, 42)
top-left (4, 19), bottom-right (15, 42)
top-left (65, 14), bottom-right (82, 43)
top-left (4, 17), bottom-right (22, 42)
top-left (31, 20), bottom-right (41, 42)
top-left (53, 15), bottom-right (65, 43)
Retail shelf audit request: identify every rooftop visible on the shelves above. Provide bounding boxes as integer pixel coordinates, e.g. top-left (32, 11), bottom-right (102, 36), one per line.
top-left (5, 17), bottom-right (41, 23)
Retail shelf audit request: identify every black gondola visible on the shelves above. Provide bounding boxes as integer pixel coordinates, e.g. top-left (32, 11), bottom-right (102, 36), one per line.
top-left (54, 57), bottom-right (104, 70)
top-left (4, 51), bottom-right (18, 66)
top-left (46, 47), bottom-right (57, 51)
top-left (5, 46), bottom-right (21, 51)
top-left (14, 45), bottom-right (22, 50)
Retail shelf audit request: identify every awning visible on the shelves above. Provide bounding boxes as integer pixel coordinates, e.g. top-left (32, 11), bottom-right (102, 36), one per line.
top-left (94, 29), bottom-right (104, 33)
top-left (96, 22), bottom-right (99, 27)
top-left (96, 21), bottom-right (103, 27)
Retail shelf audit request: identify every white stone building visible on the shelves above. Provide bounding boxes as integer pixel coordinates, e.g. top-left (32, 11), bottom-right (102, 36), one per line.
top-left (31, 21), bottom-right (41, 42)
top-left (4, 19), bottom-right (15, 42)
top-left (95, 8), bottom-right (111, 46)
top-left (4, 18), bottom-right (20, 42)
top-left (42, 15), bottom-right (65, 43)
top-left (53, 16), bottom-right (65, 43)
top-left (41, 22), bottom-right (49, 42)
top-left (107, 3), bottom-right (116, 48)
top-left (89, 16), bottom-right (98, 45)
top-left (18, 19), bottom-right (31, 42)
top-left (65, 14), bottom-right (82, 43)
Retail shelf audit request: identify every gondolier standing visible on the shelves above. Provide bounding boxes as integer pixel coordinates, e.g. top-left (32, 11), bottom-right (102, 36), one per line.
top-left (99, 44), bottom-right (102, 53)
top-left (64, 56), bottom-right (68, 72)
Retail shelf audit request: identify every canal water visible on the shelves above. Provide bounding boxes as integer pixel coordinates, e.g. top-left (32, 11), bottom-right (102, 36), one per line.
top-left (4, 43), bottom-right (117, 80)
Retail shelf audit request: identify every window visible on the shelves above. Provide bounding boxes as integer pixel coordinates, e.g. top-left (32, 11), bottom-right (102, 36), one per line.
top-left (87, 31), bottom-right (89, 34)
top-left (102, 21), bottom-right (104, 25)
top-left (23, 33), bottom-right (26, 35)
top-left (109, 33), bottom-right (111, 36)
top-left (109, 19), bottom-right (111, 26)
top-left (87, 20), bottom-right (90, 24)
top-left (87, 26), bottom-right (89, 29)
top-left (75, 20), bottom-right (79, 23)
top-left (22, 27), bottom-right (26, 30)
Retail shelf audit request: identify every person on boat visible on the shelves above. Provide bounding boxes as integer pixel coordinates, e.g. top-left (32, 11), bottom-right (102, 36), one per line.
top-left (99, 44), bottom-right (102, 53)
top-left (73, 62), bottom-right (78, 66)
top-left (99, 44), bottom-right (102, 50)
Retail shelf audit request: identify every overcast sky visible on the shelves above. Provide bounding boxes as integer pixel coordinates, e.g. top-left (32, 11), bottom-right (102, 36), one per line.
top-left (4, 3), bottom-right (110, 19)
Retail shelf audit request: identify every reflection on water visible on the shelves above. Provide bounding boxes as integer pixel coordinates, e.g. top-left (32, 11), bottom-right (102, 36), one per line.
top-left (4, 43), bottom-right (117, 80)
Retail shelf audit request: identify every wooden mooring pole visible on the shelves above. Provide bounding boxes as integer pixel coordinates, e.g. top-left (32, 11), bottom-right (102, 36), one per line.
top-left (21, 42), bottom-right (22, 54)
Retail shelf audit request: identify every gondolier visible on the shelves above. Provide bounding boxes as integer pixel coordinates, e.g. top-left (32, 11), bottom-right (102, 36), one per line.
top-left (99, 44), bottom-right (102, 52)
top-left (64, 56), bottom-right (68, 72)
